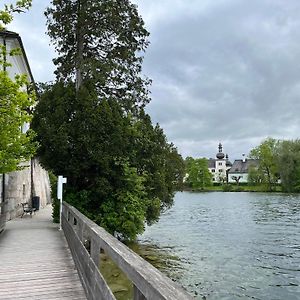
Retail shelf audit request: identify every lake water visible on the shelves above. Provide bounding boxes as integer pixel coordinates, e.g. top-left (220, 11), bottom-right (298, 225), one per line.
top-left (138, 192), bottom-right (300, 299)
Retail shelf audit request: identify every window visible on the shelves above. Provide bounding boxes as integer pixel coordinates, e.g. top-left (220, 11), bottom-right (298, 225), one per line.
top-left (211, 169), bottom-right (215, 173)
top-left (218, 162), bottom-right (222, 166)
top-left (219, 169), bottom-right (223, 172)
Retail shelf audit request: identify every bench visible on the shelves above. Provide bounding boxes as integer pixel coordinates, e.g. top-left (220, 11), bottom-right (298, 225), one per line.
top-left (21, 203), bottom-right (36, 217)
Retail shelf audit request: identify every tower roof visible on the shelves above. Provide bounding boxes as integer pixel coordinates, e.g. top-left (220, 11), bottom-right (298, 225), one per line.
top-left (216, 143), bottom-right (225, 159)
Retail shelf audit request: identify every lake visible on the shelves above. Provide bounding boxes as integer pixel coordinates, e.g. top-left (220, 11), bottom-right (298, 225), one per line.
top-left (138, 192), bottom-right (300, 299)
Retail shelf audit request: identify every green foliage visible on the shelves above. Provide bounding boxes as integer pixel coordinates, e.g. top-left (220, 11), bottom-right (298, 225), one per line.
top-left (185, 157), bottom-right (212, 189)
top-left (247, 165), bottom-right (264, 185)
top-left (48, 171), bottom-right (59, 223)
top-left (276, 140), bottom-right (300, 193)
top-left (34, 0), bottom-right (185, 240)
top-left (0, 43), bottom-right (37, 173)
top-left (250, 138), bottom-right (279, 191)
top-left (222, 184), bottom-right (232, 192)
top-left (130, 113), bottom-right (185, 221)
top-left (0, 0), bottom-right (32, 30)
top-left (99, 161), bottom-right (146, 240)
top-left (45, 0), bottom-right (151, 112)
top-left (32, 82), bottom-right (184, 240)
top-left (249, 138), bottom-right (300, 193)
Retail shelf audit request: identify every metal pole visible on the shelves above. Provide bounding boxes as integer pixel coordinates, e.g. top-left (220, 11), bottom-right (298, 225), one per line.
top-left (59, 196), bottom-right (63, 231)
top-left (57, 176), bottom-right (67, 231)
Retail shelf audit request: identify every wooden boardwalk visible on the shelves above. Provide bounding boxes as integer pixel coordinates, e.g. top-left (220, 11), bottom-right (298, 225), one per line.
top-left (0, 206), bottom-right (86, 300)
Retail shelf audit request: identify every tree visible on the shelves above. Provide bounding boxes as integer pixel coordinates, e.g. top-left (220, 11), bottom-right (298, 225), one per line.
top-left (276, 140), bottom-right (300, 193)
top-left (249, 138), bottom-right (279, 191)
top-left (0, 69), bottom-right (36, 173)
top-left (0, 1), bottom-right (32, 30)
top-left (45, 0), bottom-right (151, 112)
top-left (247, 165), bottom-right (264, 185)
top-left (0, 1), bottom-right (36, 173)
top-left (32, 82), bottom-right (184, 240)
top-left (231, 175), bottom-right (242, 185)
top-left (34, 1), bottom-right (185, 240)
top-left (185, 158), bottom-right (212, 189)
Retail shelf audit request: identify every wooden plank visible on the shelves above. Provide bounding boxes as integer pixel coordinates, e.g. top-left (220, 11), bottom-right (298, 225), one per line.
top-left (0, 205), bottom-right (86, 299)
top-left (62, 215), bottom-right (116, 300)
top-left (63, 202), bottom-right (193, 300)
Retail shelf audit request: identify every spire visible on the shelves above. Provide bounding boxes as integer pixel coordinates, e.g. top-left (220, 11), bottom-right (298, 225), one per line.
top-left (216, 142), bottom-right (225, 159)
top-left (218, 142), bottom-right (223, 153)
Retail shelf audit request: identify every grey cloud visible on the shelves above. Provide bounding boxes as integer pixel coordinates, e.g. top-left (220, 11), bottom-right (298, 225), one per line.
top-left (10, 2), bottom-right (56, 82)
top-left (9, 0), bottom-right (300, 160)
top-left (140, 0), bottom-right (300, 158)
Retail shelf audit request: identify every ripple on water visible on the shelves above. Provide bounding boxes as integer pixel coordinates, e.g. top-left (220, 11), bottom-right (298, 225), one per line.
top-left (139, 192), bottom-right (300, 299)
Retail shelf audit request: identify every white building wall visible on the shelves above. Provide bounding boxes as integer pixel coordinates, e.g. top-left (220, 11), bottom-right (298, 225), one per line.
top-left (228, 173), bottom-right (249, 184)
top-left (209, 159), bottom-right (229, 182)
top-left (0, 37), bottom-right (30, 79)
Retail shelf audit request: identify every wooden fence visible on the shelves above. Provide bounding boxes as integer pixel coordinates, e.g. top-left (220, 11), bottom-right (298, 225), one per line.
top-left (62, 202), bottom-right (193, 300)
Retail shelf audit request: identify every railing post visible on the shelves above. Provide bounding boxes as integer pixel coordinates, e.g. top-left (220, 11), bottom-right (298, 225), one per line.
top-left (77, 220), bottom-right (84, 242)
top-left (90, 238), bottom-right (101, 267)
top-left (134, 286), bottom-right (146, 300)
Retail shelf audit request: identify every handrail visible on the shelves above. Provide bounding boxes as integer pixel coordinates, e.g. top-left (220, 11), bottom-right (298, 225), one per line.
top-left (62, 202), bottom-right (193, 300)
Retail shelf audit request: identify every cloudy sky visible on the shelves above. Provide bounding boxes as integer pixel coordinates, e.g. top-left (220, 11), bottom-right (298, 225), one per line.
top-left (8, 0), bottom-right (300, 160)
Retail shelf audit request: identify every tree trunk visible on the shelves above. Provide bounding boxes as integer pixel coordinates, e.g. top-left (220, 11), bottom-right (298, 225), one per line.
top-left (75, 0), bottom-right (84, 92)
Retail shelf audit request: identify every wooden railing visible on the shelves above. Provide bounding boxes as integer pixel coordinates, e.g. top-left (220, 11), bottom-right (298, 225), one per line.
top-left (62, 202), bottom-right (193, 300)
top-left (0, 201), bottom-right (6, 233)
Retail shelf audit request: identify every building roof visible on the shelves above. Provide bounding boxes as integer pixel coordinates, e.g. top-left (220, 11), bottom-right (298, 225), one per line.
top-left (208, 158), bottom-right (232, 168)
top-left (228, 159), bottom-right (259, 174)
top-left (0, 30), bottom-right (34, 83)
top-left (226, 160), bottom-right (233, 167)
top-left (208, 158), bottom-right (217, 168)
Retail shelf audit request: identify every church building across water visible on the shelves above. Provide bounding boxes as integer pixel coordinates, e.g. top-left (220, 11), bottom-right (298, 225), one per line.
top-left (208, 143), bottom-right (232, 183)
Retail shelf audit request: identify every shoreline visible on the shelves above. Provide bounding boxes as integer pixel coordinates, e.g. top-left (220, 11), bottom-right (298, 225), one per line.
top-left (180, 185), bottom-right (286, 193)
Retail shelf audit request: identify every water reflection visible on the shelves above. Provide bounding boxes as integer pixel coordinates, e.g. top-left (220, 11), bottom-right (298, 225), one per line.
top-left (138, 192), bottom-right (300, 299)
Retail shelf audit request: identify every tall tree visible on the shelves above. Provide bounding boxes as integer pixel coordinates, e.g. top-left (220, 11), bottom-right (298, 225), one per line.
top-left (35, 1), bottom-right (185, 240)
top-left (249, 138), bottom-right (279, 191)
top-left (45, 0), bottom-right (151, 111)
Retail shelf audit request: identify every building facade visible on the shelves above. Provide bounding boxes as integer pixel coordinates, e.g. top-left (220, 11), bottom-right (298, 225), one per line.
top-left (0, 30), bottom-right (51, 227)
top-left (208, 143), bottom-right (232, 183)
top-left (228, 157), bottom-right (260, 184)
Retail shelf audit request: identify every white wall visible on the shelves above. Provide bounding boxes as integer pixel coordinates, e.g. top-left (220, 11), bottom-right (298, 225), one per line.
top-left (209, 159), bottom-right (230, 182)
top-left (228, 173), bottom-right (249, 184)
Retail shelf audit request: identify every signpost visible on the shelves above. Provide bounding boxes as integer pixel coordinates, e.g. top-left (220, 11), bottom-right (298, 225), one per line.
top-left (57, 175), bottom-right (67, 230)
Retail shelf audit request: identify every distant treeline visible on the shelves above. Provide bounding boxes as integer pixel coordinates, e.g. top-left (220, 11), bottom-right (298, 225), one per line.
top-left (184, 138), bottom-right (300, 193)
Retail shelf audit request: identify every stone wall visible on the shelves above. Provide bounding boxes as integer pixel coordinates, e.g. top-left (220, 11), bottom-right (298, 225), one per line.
top-left (2, 158), bottom-right (51, 220)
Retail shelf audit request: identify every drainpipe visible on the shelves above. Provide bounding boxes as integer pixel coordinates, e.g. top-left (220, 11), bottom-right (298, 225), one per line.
top-left (30, 158), bottom-right (34, 204)
top-left (1, 175), bottom-right (4, 205)
top-left (2, 37), bottom-right (7, 211)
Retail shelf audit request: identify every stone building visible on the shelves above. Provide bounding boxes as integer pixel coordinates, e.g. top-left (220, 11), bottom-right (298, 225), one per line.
top-left (0, 30), bottom-right (51, 227)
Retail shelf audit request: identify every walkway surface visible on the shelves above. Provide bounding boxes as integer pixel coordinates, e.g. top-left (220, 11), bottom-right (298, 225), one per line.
top-left (0, 206), bottom-right (87, 299)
